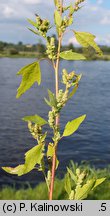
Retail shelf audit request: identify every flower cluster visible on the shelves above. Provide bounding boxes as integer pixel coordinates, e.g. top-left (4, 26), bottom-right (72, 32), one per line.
top-left (48, 110), bottom-right (60, 143)
top-left (59, 15), bottom-right (73, 34)
top-left (75, 168), bottom-right (86, 188)
top-left (28, 121), bottom-right (42, 141)
top-left (74, 0), bottom-right (85, 11)
top-left (36, 16), bottom-right (50, 38)
top-left (55, 69), bottom-right (81, 112)
top-left (48, 69), bottom-right (80, 126)
top-left (48, 110), bottom-right (55, 129)
top-left (61, 16), bottom-right (68, 32)
top-left (56, 89), bottom-right (68, 111)
top-left (46, 37), bottom-right (56, 60)
top-left (62, 69), bottom-right (75, 85)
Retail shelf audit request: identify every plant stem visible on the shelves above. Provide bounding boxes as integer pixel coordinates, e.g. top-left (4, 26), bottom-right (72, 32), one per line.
top-left (49, 36), bottom-right (62, 200)
top-left (49, 146), bottom-right (57, 200)
top-left (49, 1), bottom-right (63, 201)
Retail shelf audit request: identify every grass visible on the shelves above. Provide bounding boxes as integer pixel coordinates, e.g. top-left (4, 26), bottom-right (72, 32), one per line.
top-left (0, 179), bottom-right (65, 200)
top-left (0, 166), bottom-right (110, 200)
top-left (88, 167), bottom-right (110, 200)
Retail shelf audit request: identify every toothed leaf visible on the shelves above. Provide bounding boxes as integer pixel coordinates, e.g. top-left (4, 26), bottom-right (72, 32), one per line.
top-left (74, 31), bottom-right (103, 56)
top-left (16, 62), bottom-right (41, 98)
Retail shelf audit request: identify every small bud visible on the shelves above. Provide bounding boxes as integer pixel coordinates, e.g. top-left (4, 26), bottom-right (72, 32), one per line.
top-left (68, 71), bottom-right (75, 80)
top-left (62, 69), bottom-right (68, 84)
top-left (46, 37), bottom-right (56, 60)
top-left (36, 16), bottom-right (42, 25)
top-left (57, 89), bottom-right (64, 103)
top-left (28, 121), bottom-right (32, 130)
top-left (48, 111), bottom-right (55, 128)
top-left (68, 17), bottom-right (73, 26)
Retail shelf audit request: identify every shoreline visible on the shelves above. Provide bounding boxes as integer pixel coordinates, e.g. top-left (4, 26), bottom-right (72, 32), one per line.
top-left (0, 54), bottom-right (110, 61)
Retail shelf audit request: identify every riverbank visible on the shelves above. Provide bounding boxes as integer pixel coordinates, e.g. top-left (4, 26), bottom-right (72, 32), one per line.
top-left (0, 52), bottom-right (45, 59)
top-left (0, 52), bottom-right (110, 60)
top-left (0, 166), bottom-right (110, 200)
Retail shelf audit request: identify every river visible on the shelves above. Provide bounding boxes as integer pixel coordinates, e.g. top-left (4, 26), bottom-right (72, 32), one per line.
top-left (0, 58), bottom-right (110, 187)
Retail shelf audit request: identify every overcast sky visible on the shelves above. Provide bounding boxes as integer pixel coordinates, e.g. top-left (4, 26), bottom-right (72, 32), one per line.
top-left (0, 0), bottom-right (110, 45)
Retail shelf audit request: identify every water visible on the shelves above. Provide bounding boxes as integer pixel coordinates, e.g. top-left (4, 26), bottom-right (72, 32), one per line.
top-left (0, 58), bottom-right (110, 187)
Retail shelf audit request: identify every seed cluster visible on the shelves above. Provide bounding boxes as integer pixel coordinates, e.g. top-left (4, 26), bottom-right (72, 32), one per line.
top-left (36, 16), bottom-right (50, 38)
top-left (74, 0), bottom-right (85, 11)
top-left (59, 15), bottom-right (73, 34)
top-left (48, 69), bottom-right (80, 130)
top-left (48, 110), bottom-right (55, 129)
top-left (76, 168), bottom-right (86, 188)
top-left (62, 69), bottom-right (75, 85)
top-left (46, 37), bottom-right (56, 60)
top-left (28, 121), bottom-right (43, 143)
top-left (48, 110), bottom-right (60, 143)
top-left (56, 70), bottom-right (76, 111)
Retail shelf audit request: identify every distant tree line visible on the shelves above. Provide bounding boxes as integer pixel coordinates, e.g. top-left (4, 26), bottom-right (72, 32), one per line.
top-left (0, 40), bottom-right (45, 55)
top-left (0, 34), bottom-right (110, 59)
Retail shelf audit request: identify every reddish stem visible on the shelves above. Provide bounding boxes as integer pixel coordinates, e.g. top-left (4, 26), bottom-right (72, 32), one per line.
top-left (49, 1), bottom-right (63, 200)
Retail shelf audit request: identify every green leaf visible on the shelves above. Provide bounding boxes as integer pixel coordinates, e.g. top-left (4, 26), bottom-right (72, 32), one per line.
top-left (47, 144), bottom-right (55, 158)
top-left (60, 50), bottom-right (86, 60)
top-left (2, 144), bottom-right (44, 176)
top-left (67, 167), bottom-right (77, 183)
top-left (28, 27), bottom-right (39, 35)
top-left (75, 179), bottom-right (95, 200)
top-left (46, 170), bottom-right (51, 190)
top-left (69, 190), bottom-right (75, 200)
top-left (44, 89), bottom-right (57, 107)
top-left (69, 85), bottom-right (78, 99)
top-left (68, 17), bottom-right (73, 26)
top-left (92, 178), bottom-right (106, 190)
top-left (47, 89), bottom-right (57, 107)
top-left (63, 114), bottom-right (86, 137)
top-left (54, 0), bottom-right (58, 6)
top-left (56, 158), bottom-right (59, 170)
top-left (2, 165), bottom-right (26, 176)
top-left (54, 10), bottom-right (62, 27)
top-left (38, 158), bottom-right (45, 172)
top-left (27, 19), bottom-right (37, 27)
top-left (64, 173), bottom-right (71, 196)
top-left (70, 4), bottom-right (74, 15)
top-left (74, 31), bottom-right (103, 56)
top-left (77, 74), bottom-right (82, 82)
top-left (47, 144), bottom-right (59, 170)
top-left (44, 98), bottom-right (52, 107)
top-left (24, 144), bottom-right (43, 172)
top-left (16, 62), bottom-right (41, 98)
top-left (22, 115), bottom-right (47, 126)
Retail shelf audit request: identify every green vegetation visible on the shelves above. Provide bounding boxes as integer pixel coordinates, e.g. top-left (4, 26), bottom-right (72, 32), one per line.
top-left (0, 165), bottom-right (110, 200)
top-left (0, 40), bottom-right (110, 60)
top-left (0, 41), bottom-right (46, 58)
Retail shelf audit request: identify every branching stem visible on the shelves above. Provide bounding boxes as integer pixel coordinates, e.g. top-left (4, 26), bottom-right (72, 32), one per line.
top-left (49, 0), bottom-right (63, 200)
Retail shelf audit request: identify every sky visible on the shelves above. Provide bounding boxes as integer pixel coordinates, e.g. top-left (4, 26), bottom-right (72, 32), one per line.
top-left (0, 0), bottom-right (110, 46)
